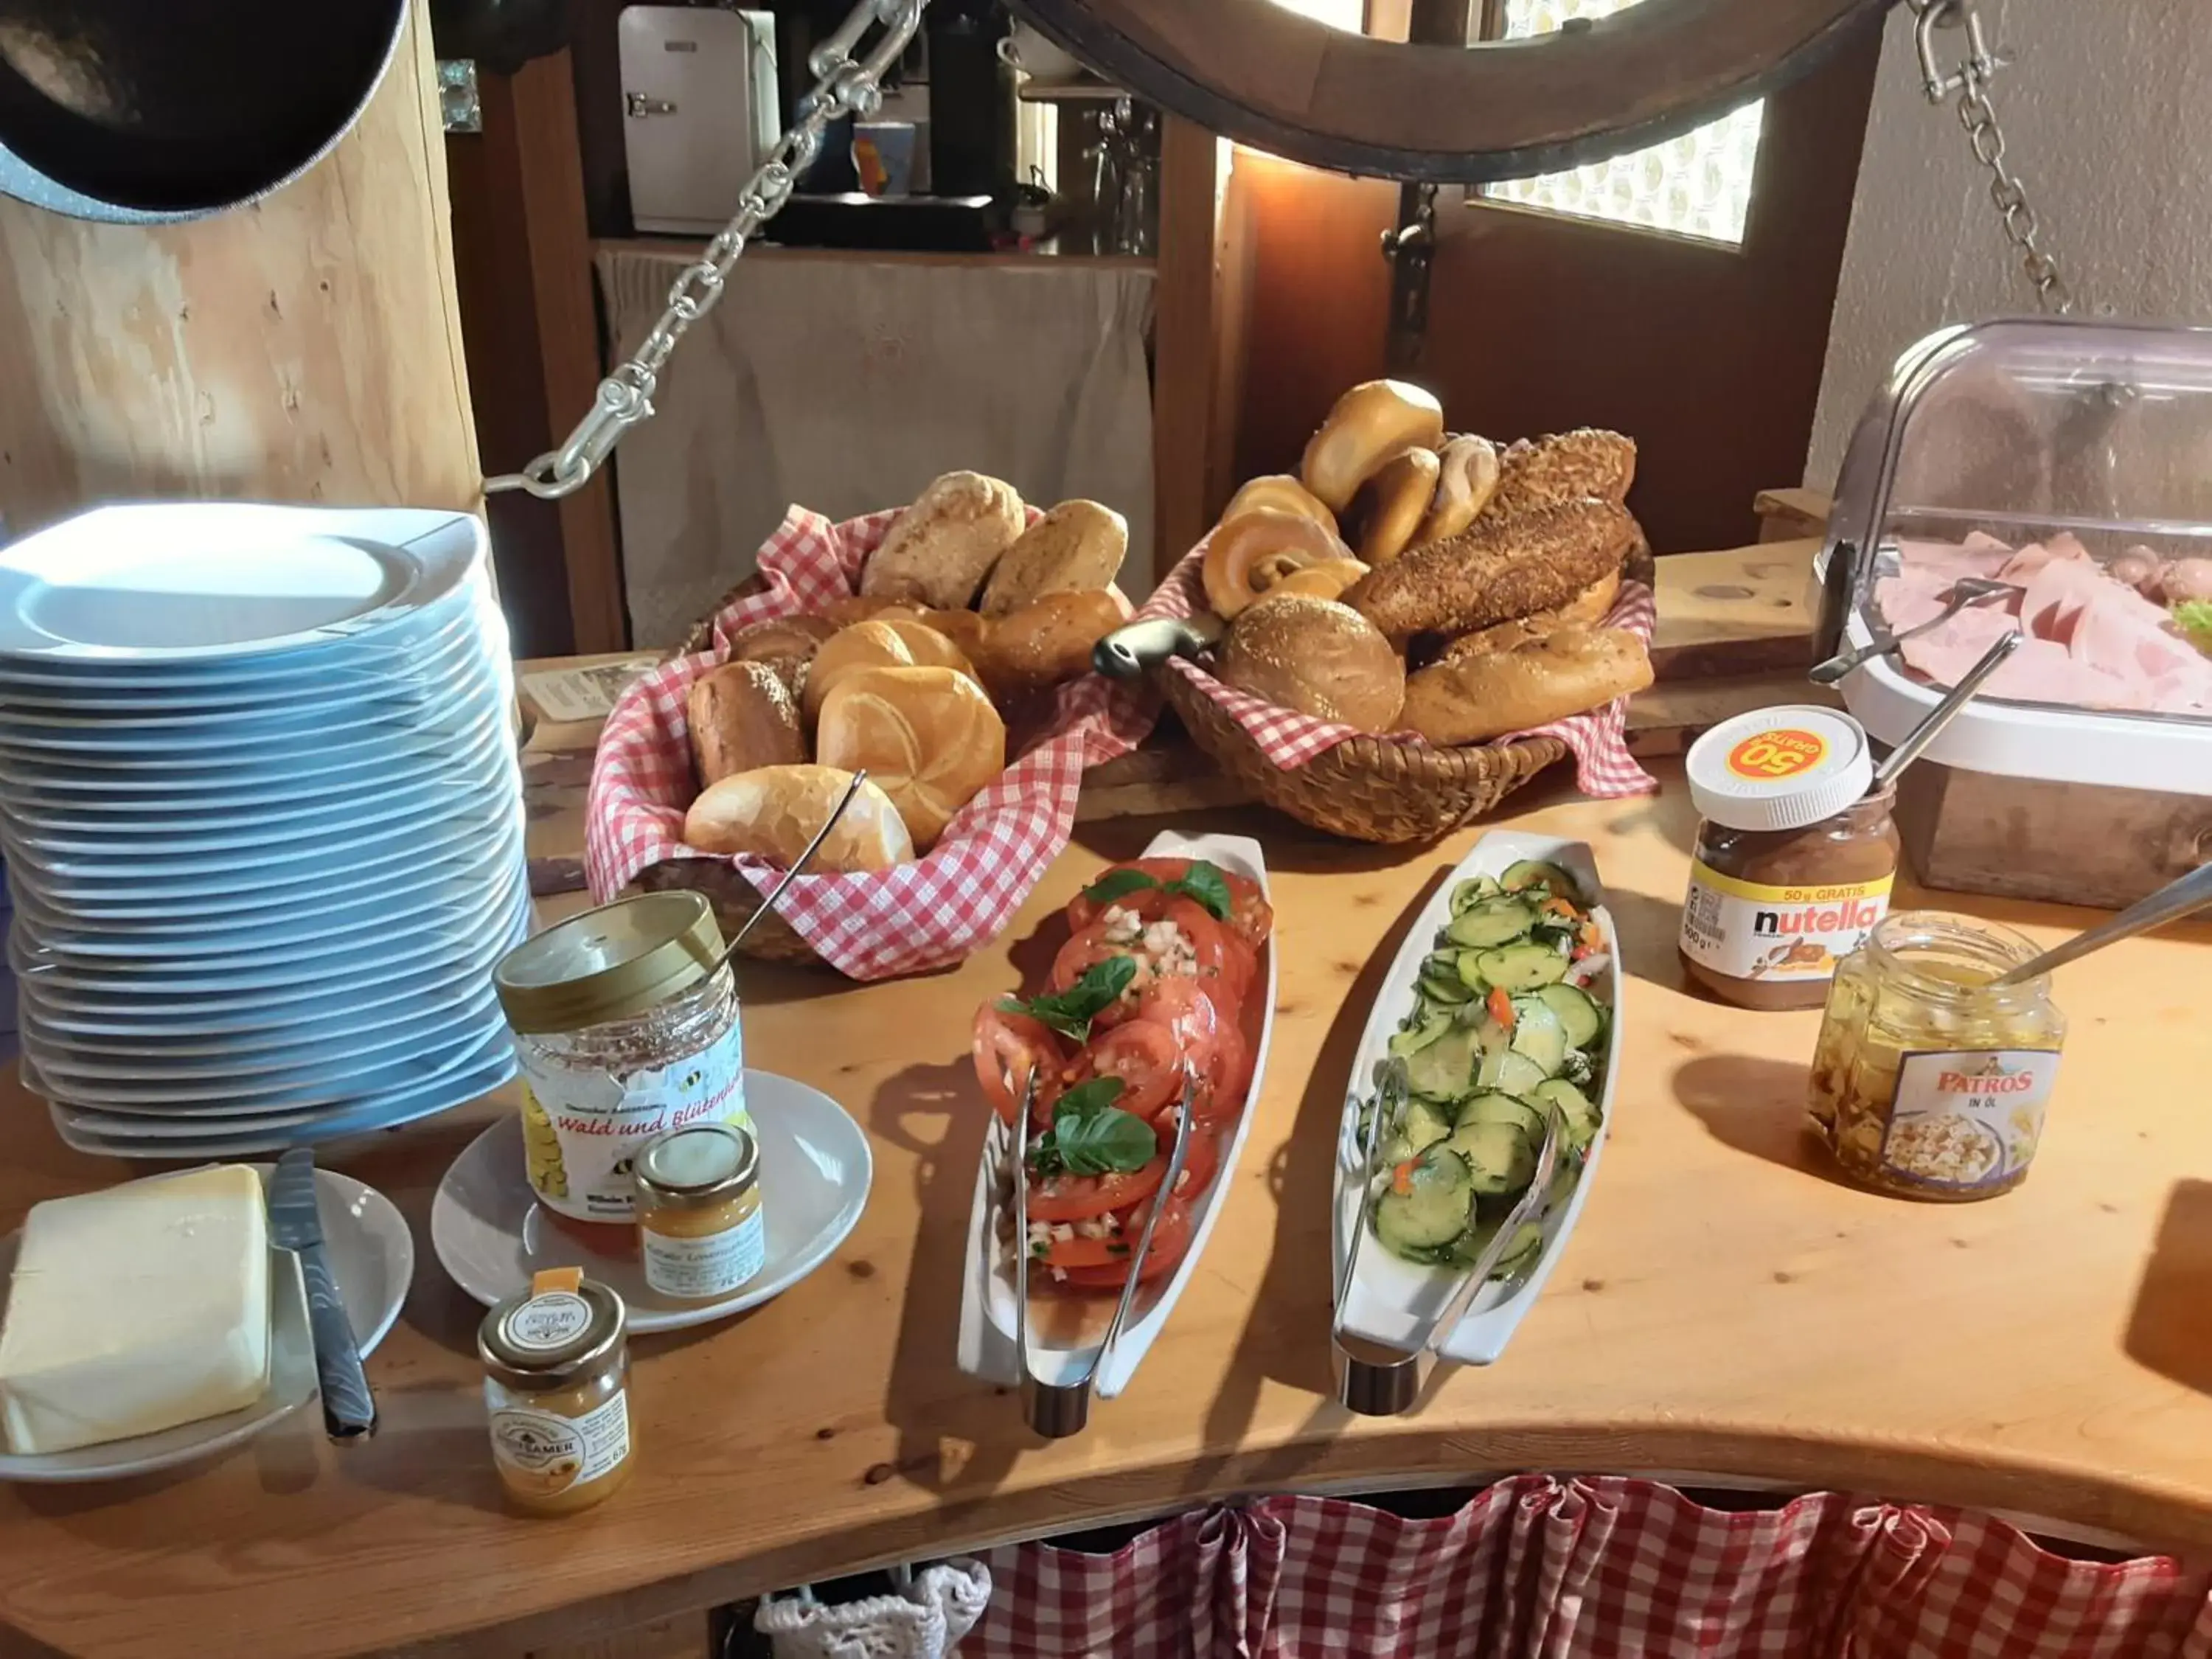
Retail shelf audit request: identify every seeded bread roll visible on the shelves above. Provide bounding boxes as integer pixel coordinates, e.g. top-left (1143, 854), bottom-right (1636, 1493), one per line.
top-left (860, 471), bottom-right (1026, 609)
top-left (979, 499), bottom-right (1129, 616)
top-left (1344, 497), bottom-right (1639, 647)
top-left (1489, 428), bottom-right (1637, 516)
top-left (1216, 594), bottom-right (1405, 732)
top-left (686, 660), bottom-right (805, 787)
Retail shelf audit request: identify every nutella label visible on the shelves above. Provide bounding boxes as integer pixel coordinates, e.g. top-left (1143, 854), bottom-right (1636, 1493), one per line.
top-left (1878, 1048), bottom-right (2061, 1192)
top-left (1725, 728), bottom-right (1830, 782)
top-left (1679, 858), bottom-right (1893, 985)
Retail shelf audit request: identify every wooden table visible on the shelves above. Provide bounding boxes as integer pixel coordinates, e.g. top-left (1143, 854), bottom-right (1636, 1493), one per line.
top-left (5, 755), bottom-right (2212, 1658)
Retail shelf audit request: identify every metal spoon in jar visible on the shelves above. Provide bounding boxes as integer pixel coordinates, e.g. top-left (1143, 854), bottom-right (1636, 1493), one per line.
top-left (1809, 577), bottom-right (2016, 686)
top-left (708, 768), bottom-right (871, 973)
top-left (1989, 860), bottom-right (2212, 987)
top-left (1870, 630), bottom-right (2023, 790)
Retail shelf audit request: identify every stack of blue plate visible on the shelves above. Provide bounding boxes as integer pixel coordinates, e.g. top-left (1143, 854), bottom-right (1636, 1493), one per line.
top-left (0, 504), bottom-right (527, 1156)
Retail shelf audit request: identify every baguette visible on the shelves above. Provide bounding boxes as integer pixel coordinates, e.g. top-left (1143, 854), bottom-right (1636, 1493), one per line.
top-left (1343, 497), bottom-right (1638, 646)
top-left (1401, 625), bottom-right (1652, 746)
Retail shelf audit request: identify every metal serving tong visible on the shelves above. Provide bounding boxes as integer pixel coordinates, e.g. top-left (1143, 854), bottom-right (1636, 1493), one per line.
top-left (1009, 1069), bottom-right (1198, 1439)
top-left (1809, 575), bottom-right (2014, 685)
top-left (1332, 1057), bottom-right (1568, 1417)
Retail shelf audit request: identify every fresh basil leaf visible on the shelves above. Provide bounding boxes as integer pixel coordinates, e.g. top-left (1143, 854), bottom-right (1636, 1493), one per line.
top-left (1082, 868), bottom-right (1161, 907)
top-left (1167, 860), bottom-right (1233, 922)
top-left (1028, 1077), bottom-right (1135, 1177)
top-left (1002, 956), bottom-right (1138, 1042)
top-left (1049, 1075), bottom-right (1126, 1123)
top-left (1051, 1104), bottom-right (1158, 1176)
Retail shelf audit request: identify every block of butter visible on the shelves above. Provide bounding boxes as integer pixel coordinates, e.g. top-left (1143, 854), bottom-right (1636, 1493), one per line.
top-left (0, 1165), bottom-right (272, 1455)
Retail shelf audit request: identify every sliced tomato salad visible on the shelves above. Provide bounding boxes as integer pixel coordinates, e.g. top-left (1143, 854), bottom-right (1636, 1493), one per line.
top-left (976, 855), bottom-right (1269, 1297)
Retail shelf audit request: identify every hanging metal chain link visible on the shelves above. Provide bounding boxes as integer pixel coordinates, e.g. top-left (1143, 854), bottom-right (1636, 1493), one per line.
top-left (486, 0), bottom-right (928, 499)
top-left (1910, 0), bottom-right (2073, 316)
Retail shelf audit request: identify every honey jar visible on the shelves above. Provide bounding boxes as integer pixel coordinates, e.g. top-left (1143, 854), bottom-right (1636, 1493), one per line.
top-left (634, 1122), bottom-right (767, 1302)
top-left (478, 1269), bottom-right (635, 1515)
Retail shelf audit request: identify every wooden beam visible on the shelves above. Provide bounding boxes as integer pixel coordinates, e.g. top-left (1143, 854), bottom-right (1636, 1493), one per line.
top-left (1151, 114), bottom-right (1221, 581)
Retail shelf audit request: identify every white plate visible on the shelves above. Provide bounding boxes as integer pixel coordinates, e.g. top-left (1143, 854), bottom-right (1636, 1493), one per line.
top-left (432, 1070), bottom-right (874, 1334)
top-left (0, 1163), bottom-right (410, 1481)
top-left (956, 832), bottom-right (1276, 1400)
top-left (0, 504), bottom-right (483, 664)
top-left (45, 1040), bottom-right (519, 1158)
top-left (1330, 832), bottom-right (1624, 1368)
top-left (13, 866), bottom-right (529, 1007)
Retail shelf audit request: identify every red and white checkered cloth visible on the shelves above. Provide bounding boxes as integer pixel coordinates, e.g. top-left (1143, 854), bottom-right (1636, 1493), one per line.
top-left (963, 1477), bottom-right (2211, 1658)
top-left (1135, 541), bottom-right (1660, 799)
top-left (586, 506), bottom-right (1157, 981)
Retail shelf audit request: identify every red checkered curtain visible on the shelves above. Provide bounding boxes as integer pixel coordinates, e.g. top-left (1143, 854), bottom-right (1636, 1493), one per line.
top-left (962, 1478), bottom-right (2212, 1658)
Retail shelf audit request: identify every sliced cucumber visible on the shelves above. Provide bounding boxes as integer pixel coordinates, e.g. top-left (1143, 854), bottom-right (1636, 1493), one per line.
top-left (1507, 999), bottom-right (1568, 1076)
top-left (1388, 1014), bottom-right (1452, 1059)
top-left (1371, 1145), bottom-right (1475, 1252)
top-left (1436, 1217), bottom-right (1500, 1268)
top-left (1456, 1091), bottom-right (1544, 1140)
top-left (1402, 1096), bottom-right (1454, 1155)
top-left (1449, 874), bottom-right (1504, 915)
top-left (1479, 1048), bottom-right (1551, 1096)
top-left (1475, 941), bottom-right (1570, 991)
top-left (1447, 1119), bottom-right (1536, 1196)
top-left (1418, 967), bottom-right (1473, 1006)
top-left (1445, 897), bottom-right (1537, 950)
top-left (1403, 1025), bottom-right (1478, 1101)
top-left (1492, 1220), bottom-right (1547, 1276)
top-left (1533, 982), bottom-right (1604, 1048)
top-left (1454, 950), bottom-right (1491, 997)
top-left (1531, 1079), bottom-right (1601, 1150)
top-left (1500, 859), bottom-right (1584, 905)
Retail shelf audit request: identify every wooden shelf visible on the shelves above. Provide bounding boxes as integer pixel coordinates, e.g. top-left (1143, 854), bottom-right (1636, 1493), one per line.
top-left (591, 234), bottom-right (1153, 271)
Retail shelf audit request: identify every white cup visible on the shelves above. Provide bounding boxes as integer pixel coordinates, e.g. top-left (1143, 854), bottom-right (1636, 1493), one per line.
top-left (996, 22), bottom-right (1081, 82)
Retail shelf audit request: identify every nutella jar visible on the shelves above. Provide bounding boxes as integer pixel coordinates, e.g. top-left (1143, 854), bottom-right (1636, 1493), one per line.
top-left (1677, 707), bottom-right (1899, 1011)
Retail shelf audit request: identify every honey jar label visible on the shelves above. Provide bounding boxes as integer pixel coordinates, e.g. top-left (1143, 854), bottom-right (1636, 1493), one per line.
top-left (1680, 860), bottom-right (1893, 984)
top-left (518, 1018), bottom-right (748, 1222)
top-left (490, 1391), bottom-right (630, 1496)
top-left (641, 1207), bottom-right (767, 1301)
top-left (1880, 1048), bottom-right (2061, 1192)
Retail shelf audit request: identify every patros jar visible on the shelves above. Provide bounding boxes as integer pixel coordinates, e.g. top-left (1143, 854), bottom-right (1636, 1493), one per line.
top-left (1677, 706), bottom-right (1899, 1011)
top-left (1809, 912), bottom-right (2066, 1200)
top-left (494, 893), bottom-right (748, 1248)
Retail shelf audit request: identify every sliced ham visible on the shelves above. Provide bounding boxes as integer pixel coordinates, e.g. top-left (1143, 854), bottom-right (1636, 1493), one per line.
top-left (1997, 532), bottom-right (2093, 585)
top-left (1894, 535), bottom-right (2014, 582)
top-left (1896, 604), bottom-right (2020, 686)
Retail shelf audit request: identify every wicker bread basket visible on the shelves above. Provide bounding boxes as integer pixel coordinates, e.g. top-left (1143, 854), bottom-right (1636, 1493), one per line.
top-left (1161, 549), bottom-right (1655, 844)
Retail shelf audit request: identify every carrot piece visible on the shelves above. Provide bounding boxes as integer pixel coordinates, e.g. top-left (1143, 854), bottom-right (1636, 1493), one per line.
top-left (1391, 1161), bottom-right (1417, 1197)
top-left (1486, 986), bottom-right (1516, 1030)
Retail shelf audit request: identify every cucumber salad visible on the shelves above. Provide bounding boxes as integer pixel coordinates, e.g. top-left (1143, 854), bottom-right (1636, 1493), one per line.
top-left (1362, 858), bottom-right (1610, 1276)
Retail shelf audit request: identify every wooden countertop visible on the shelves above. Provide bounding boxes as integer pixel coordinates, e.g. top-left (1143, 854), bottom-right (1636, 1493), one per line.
top-left (5, 757), bottom-right (2212, 1657)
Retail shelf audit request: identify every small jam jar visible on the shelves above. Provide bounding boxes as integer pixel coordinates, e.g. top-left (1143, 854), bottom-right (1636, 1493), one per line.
top-left (478, 1270), bottom-right (636, 1516)
top-left (1809, 911), bottom-right (2066, 1201)
top-left (493, 893), bottom-right (748, 1253)
top-left (1678, 706), bottom-right (1900, 1011)
top-left (634, 1121), bottom-right (767, 1302)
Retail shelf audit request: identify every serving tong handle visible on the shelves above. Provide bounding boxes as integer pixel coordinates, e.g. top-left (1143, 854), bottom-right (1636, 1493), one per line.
top-left (1332, 1065), bottom-right (1568, 1417)
top-left (1013, 1071), bottom-right (1198, 1439)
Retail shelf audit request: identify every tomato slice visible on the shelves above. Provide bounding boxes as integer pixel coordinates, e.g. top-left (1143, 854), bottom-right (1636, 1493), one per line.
top-left (1065, 858), bottom-right (1270, 955)
top-left (1083, 1018), bottom-right (1186, 1119)
top-left (1027, 1158), bottom-right (1165, 1222)
top-left (1154, 897), bottom-right (1250, 1008)
top-left (1151, 1105), bottom-right (1220, 1200)
top-left (1124, 973), bottom-right (1220, 1072)
top-left (1221, 873), bottom-right (1273, 953)
top-left (971, 1003), bottom-right (1064, 1124)
top-left (1196, 1020), bottom-right (1252, 1124)
top-left (1060, 1194), bottom-right (1195, 1287)
top-left (1048, 922), bottom-right (1150, 1013)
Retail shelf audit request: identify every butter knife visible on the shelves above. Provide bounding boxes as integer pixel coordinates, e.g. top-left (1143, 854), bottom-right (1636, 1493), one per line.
top-left (268, 1148), bottom-right (378, 1439)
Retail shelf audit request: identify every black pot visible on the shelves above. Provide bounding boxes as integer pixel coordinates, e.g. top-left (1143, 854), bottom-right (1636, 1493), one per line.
top-left (0, 0), bottom-right (409, 222)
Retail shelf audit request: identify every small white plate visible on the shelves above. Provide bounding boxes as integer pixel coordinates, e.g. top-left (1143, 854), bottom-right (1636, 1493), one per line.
top-left (0, 1164), bottom-right (411, 1481)
top-left (432, 1070), bottom-right (874, 1334)
top-left (0, 504), bottom-right (481, 664)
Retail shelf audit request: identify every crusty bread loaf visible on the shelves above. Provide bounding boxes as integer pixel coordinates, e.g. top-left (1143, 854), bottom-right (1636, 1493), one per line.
top-left (683, 765), bottom-right (915, 870)
top-left (1434, 569), bottom-right (1622, 660)
top-left (1489, 429), bottom-right (1637, 517)
top-left (980, 500), bottom-right (1129, 616)
top-left (1401, 625), bottom-right (1652, 747)
top-left (1300, 380), bottom-right (1445, 513)
top-left (1344, 497), bottom-right (1639, 646)
top-left (978, 588), bottom-right (1127, 698)
top-left (815, 666), bottom-right (1006, 850)
top-left (802, 618), bottom-right (978, 725)
top-left (860, 472), bottom-right (1026, 608)
top-left (686, 661), bottom-right (805, 787)
top-left (1217, 594), bottom-right (1404, 733)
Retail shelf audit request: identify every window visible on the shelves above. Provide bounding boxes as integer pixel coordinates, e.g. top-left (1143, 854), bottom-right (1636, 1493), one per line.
top-left (1478, 0), bottom-right (1764, 247)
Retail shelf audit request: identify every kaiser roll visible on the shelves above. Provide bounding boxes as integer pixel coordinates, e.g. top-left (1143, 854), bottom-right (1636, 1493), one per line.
top-left (802, 618), bottom-right (978, 725)
top-left (815, 665), bottom-right (1007, 850)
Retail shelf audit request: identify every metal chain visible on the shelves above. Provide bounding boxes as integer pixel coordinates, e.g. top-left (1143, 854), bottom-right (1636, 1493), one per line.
top-left (1910, 0), bottom-right (2073, 316)
top-left (486, 0), bottom-right (928, 499)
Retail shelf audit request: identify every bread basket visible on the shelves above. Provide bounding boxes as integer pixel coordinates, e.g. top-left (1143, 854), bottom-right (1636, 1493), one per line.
top-left (587, 504), bottom-right (1155, 979)
top-left (1149, 549), bottom-right (1656, 845)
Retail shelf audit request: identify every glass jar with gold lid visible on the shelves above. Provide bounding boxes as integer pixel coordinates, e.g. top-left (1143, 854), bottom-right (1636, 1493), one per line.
top-left (635, 1121), bottom-right (767, 1303)
top-left (1809, 911), bottom-right (2066, 1201)
top-left (493, 892), bottom-right (748, 1251)
top-left (479, 1269), bottom-right (635, 1515)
